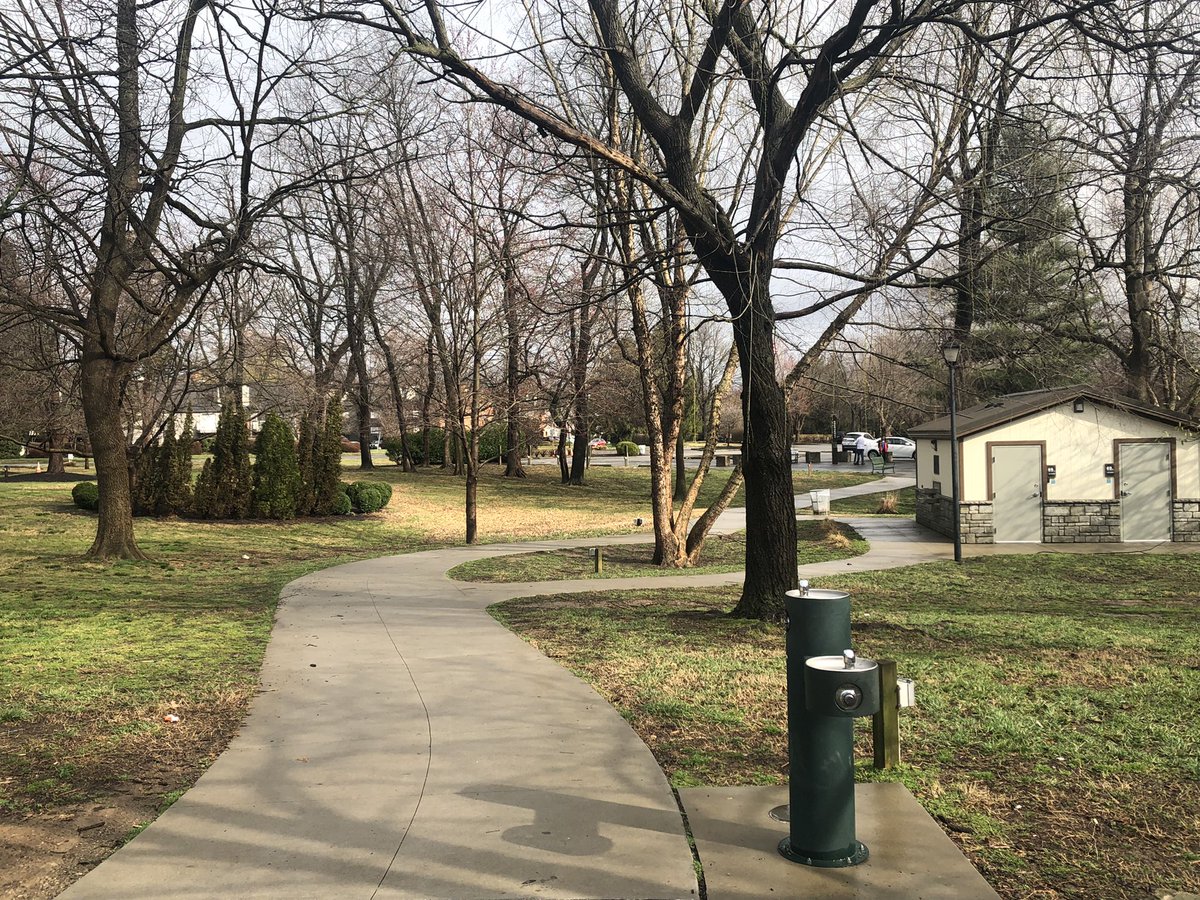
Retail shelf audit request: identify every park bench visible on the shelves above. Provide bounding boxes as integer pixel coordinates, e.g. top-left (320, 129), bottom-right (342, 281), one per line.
top-left (870, 455), bottom-right (896, 476)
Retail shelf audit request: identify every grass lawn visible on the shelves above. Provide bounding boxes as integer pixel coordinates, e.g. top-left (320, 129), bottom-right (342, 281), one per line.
top-left (490, 553), bottom-right (1200, 900)
top-left (448, 519), bottom-right (867, 582)
top-left (0, 463), bottom-right (739, 819)
top-left (829, 485), bottom-right (916, 517)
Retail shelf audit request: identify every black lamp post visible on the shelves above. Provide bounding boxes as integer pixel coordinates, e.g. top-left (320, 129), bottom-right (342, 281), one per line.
top-left (942, 341), bottom-right (962, 563)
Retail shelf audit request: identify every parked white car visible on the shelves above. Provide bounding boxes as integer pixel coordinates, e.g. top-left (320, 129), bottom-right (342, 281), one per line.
top-left (841, 432), bottom-right (880, 457)
top-left (882, 436), bottom-right (917, 459)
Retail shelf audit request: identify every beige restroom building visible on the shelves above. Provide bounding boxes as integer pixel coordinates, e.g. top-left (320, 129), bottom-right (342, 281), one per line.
top-left (909, 388), bottom-right (1200, 544)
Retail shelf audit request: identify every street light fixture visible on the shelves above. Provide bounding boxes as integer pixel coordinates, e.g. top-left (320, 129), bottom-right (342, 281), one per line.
top-left (941, 341), bottom-right (963, 563)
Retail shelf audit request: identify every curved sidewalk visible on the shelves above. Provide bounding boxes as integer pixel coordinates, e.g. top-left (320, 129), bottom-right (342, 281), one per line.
top-left (60, 479), bottom-right (934, 900)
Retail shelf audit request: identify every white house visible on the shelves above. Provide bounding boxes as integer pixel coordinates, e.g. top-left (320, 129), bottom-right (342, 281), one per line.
top-left (909, 387), bottom-right (1200, 544)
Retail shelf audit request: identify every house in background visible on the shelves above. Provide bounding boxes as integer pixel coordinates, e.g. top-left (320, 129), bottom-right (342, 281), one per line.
top-left (909, 387), bottom-right (1200, 544)
top-left (176, 385), bottom-right (258, 437)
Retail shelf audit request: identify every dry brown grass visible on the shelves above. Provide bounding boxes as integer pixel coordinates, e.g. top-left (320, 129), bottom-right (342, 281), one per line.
top-left (875, 491), bottom-right (899, 514)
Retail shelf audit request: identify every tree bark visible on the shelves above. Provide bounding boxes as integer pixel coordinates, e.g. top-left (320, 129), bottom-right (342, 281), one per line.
top-left (502, 251), bottom-right (527, 477)
top-left (556, 427), bottom-right (570, 483)
top-left (367, 300), bottom-right (414, 471)
top-left (673, 428), bottom-right (686, 501)
top-left (568, 302), bottom-right (593, 485)
top-left (81, 341), bottom-right (145, 560)
top-left (709, 261), bottom-right (796, 622)
top-left (1123, 170), bottom-right (1154, 401)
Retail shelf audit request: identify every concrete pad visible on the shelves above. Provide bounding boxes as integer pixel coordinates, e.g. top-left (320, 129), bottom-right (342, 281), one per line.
top-left (679, 784), bottom-right (998, 900)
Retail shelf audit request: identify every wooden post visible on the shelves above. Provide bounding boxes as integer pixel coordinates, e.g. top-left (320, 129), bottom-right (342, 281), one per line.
top-left (594, 548), bottom-right (603, 575)
top-left (872, 658), bottom-right (900, 769)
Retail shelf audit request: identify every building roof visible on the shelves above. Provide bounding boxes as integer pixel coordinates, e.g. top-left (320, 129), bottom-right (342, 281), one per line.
top-left (909, 386), bottom-right (1200, 439)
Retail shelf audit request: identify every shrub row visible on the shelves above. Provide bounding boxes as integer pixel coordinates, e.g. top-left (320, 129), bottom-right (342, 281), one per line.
top-left (74, 403), bottom-right (403, 522)
top-left (383, 422), bottom-right (537, 467)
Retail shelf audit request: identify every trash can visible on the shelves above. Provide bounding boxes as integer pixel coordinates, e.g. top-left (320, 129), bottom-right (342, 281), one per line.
top-left (805, 451), bottom-right (821, 465)
top-left (809, 489), bottom-right (830, 514)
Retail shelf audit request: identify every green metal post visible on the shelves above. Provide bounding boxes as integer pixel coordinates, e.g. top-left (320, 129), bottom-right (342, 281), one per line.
top-left (779, 585), bottom-right (868, 867)
top-left (872, 659), bottom-right (900, 769)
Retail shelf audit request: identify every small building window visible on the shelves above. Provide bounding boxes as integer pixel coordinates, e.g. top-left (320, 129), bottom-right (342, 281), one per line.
top-left (933, 455), bottom-right (940, 475)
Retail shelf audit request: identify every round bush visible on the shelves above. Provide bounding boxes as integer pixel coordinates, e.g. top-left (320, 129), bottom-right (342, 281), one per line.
top-left (331, 491), bottom-right (352, 515)
top-left (375, 482), bottom-right (393, 504)
top-left (347, 480), bottom-right (389, 513)
top-left (71, 481), bottom-right (99, 511)
top-left (615, 441), bottom-right (639, 457)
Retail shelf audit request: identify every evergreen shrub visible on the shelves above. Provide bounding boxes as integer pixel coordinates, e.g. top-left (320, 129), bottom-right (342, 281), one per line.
top-left (347, 480), bottom-right (389, 513)
top-left (252, 414), bottom-right (301, 519)
top-left (615, 441), bottom-right (639, 457)
top-left (71, 481), bottom-right (99, 511)
top-left (132, 411), bottom-right (193, 516)
top-left (408, 427), bottom-right (446, 466)
top-left (380, 434), bottom-right (407, 465)
top-left (309, 405), bottom-right (345, 515)
top-left (474, 422), bottom-right (507, 464)
top-left (192, 401), bottom-right (251, 518)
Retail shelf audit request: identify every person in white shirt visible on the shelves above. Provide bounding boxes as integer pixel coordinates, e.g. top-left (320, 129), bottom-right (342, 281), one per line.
top-left (854, 433), bottom-right (867, 465)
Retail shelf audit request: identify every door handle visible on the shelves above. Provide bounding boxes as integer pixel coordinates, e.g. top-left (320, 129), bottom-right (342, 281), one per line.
top-left (1120, 491), bottom-right (1131, 497)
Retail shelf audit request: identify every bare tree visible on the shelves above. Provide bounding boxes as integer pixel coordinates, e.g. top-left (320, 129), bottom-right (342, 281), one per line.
top-left (312, 0), bottom-right (1110, 617)
top-left (0, 0), bottom-right (327, 557)
top-left (1059, 0), bottom-right (1200, 409)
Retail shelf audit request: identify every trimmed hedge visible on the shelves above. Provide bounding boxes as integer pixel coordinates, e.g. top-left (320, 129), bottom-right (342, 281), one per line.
top-left (615, 441), bottom-right (639, 457)
top-left (71, 481), bottom-right (99, 511)
top-left (331, 491), bottom-right (352, 516)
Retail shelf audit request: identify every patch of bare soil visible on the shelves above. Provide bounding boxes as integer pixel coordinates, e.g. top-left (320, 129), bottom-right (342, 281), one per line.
top-left (0, 699), bottom-right (246, 900)
top-left (1, 776), bottom-right (169, 900)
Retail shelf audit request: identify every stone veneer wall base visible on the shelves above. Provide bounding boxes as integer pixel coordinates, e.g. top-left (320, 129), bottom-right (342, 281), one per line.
top-left (1173, 500), bottom-right (1200, 542)
top-left (915, 488), bottom-right (994, 544)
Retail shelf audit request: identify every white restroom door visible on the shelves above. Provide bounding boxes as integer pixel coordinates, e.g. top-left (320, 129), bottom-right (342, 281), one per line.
top-left (1119, 442), bottom-right (1172, 542)
top-left (991, 445), bottom-right (1044, 542)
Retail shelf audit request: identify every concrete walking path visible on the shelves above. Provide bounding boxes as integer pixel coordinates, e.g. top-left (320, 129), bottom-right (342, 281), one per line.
top-left (62, 476), bottom-right (946, 900)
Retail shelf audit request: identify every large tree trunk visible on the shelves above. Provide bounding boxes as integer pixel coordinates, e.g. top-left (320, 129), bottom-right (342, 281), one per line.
top-left (567, 299), bottom-right (593, 485)
top-left (1123, 171), bottom-right (1154, 402)
top-left (47, 428), bottom-right (66, 475)
top-left (422, 336), bottom-right (436, 467)
top-left (367, 305), bottom-right (415, 472)
top-left (569, 407), bottom-right (589, 484)
top-left (673, 429), bottom-right (686, 501)
top-left (502, 257), bottom-right (527, 478)
top-left (355, 387), bottom-right (374, 469)
top-left (706, 263), bottom-right (796, 622)
top-left (463, 429), bottom-right (478, 543)
top-left (81, 342), bottom-right (145, 560)
top-left (556, 424), bottom-right (570, 483)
